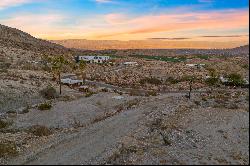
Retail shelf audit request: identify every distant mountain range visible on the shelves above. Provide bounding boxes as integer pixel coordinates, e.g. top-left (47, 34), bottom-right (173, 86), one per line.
top-left (0, 24), bottom-right (248, 55)
top-left (51, 39), bottom-right (249, 50)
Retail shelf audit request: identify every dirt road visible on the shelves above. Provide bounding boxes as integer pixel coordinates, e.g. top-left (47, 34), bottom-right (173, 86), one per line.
top-left (10, 94), bottom-right (170, 165)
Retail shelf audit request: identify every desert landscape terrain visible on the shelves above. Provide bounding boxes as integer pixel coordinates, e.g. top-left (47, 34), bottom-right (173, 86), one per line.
top-left (0, 23), bottom-right (249, 165)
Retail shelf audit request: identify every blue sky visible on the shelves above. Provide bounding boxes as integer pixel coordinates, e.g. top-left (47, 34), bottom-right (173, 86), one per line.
top-left (0, 0), bottom-right (249, 43)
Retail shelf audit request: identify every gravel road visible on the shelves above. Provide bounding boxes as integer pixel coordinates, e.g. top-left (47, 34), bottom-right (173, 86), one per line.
top-left (9, 93), bottom-right (162, 165)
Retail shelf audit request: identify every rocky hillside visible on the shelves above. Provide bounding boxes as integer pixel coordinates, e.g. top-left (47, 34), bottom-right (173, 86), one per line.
top-left (0, 24), bottom-right (79, 113)
top-left (0, 24), bottom-right (77, 56)
top-left (230, 45), bottom-right (249, 55)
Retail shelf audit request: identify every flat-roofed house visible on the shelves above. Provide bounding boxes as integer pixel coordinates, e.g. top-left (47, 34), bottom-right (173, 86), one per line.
top-left (76, 56), bottom-right (110, 63)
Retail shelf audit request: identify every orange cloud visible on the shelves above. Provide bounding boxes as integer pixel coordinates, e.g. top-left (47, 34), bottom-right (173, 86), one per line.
top-left (1, 8), bottom-right (248, 43)
top-left (95, 9), bottom-right (249, 39)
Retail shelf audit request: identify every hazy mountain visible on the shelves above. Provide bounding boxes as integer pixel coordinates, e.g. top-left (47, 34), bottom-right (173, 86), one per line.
top-left (51, 39), bottom-right (248, 50)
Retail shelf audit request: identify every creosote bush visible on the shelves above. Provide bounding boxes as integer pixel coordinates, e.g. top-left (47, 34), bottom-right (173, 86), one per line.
top-left (0, 142), bottom-right (18, 157)
top-left (226, 73), bottom-right (246, 86)
top-left (40, 86), bottom-right (58, 99)
top-left (0, 120), bottom-right (10, 129)
top-left (38, 102), bottom-right (52, 111)
top-left (140, 77), bottom-right (162, 85)
top-left (85, 91), bottom-right (96, 97)
top-left (205, 77), bottom-right (219, 86)
top-left (29, 125), bottom-right (52, 137)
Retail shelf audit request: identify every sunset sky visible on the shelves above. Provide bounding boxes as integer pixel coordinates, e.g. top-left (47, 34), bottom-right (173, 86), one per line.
top-left (0, 0), bottom-right (249, 45)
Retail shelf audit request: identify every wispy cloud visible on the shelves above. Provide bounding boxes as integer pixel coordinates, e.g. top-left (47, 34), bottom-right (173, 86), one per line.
top-left (198, 0), bottom-right (214, 3)
top-left (0, 5), bottom-right (248, 42)
top-left (201, 35), bottom-right (249, 38)
top-left (95, 0), bottom-right (113, 3)
top-left (149, 38), bottom-right (190, 40)
top-left (0, 0), bottom-right (34, 9)
top-left (94, 9), bottom-right (249, 40)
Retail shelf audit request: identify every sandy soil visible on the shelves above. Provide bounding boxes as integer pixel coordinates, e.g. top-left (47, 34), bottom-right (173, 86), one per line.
top-left (1, 89), bottom-right (248, 165)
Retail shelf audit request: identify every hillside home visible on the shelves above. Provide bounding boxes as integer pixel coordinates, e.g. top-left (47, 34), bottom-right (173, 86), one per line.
top-left (186, 63), bottom-right (206, 69)
top-left (61, 73), bottom-right (83, 86)
top-left (75, 56), bottom-right (110, 63)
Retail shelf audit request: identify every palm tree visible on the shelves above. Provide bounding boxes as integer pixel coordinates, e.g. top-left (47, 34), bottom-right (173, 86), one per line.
top-left (78, 60), bottom-right (87, 84)
top-left (52, 55), bottom-right (68, 95)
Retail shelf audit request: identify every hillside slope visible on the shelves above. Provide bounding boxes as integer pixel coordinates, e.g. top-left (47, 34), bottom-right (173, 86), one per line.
top-left (0, 24), bottom-right (78, 113)
top-left (0, 24), bottom-right (76, 55)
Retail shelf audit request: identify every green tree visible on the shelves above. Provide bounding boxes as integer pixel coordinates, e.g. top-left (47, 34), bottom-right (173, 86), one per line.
top-left (52, 55), bottom-right (68, 95)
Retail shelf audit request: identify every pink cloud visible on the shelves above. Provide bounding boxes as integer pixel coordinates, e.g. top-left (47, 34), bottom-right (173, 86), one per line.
top-left (95, 9), bottom-right (249, 39)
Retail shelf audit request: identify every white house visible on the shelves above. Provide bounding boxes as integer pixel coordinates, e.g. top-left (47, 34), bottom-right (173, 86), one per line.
top-left (76, 56), bottom-right (110, 64)
top-left (123, 62), bottom-right (139, 66)
top-left (186, 64), bottom-right (206, 67)
top-left (60, 74), bottom-right (83, 85)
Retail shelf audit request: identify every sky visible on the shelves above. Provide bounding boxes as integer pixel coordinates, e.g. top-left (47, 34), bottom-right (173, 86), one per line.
top-left (0, 0), bottom-right (249, 44)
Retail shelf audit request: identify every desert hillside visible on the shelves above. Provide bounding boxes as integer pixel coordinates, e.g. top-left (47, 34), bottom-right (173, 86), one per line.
top-left (0, 24), bottom-right (79, 113)
top-left (0, 24), bottom-right (249, 165)
top-left (0, 24), bottom-right (78, 56)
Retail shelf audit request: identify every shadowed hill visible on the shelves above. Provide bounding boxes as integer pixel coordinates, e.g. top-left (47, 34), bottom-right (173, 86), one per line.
top-left (0, 24), bottom-right (78, 56)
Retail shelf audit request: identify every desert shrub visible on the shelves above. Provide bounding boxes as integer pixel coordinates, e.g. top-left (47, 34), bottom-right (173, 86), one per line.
top-left (129, 90), bottom-right (144, 96)
top-left (113, 89), bottom-right (123, 95)
top-left (101, 88), bottom-right (109, 92)
top-left (85, 91), bottom-right (96, 97)
top-left (227, 103), bottom-right (239, 109)
top-left (206, 67), bottom-right (217, 77)
top-left (40, 86), bottom-right (58, 99)
top-left (0, 142), bottom-right (18, 157)
top-left (38, 102), bottom-right (52, 111)
top-left (0, 62), bottom-right (11, 69)
top-left (205, 77), bottom-right (219, 86)
top-left (126, 99), bottom-right (140, 109)
top-left (165, 77), bottom-right (180, 84)
top-left (0, 120), bottom-right (10, 129)
top-left (194, 100), bottom-right (201, 106)
top-left (42, 64), bottom-right (51, 72)
top-left (139, 77), bottom-right (162, 85)
top-left (159, 132), bottom-right (171, 146)
top-left (0, 69), bottom-right (8, 73)
top-left (6, 110), bottom-right (16, 114)
top-left (29, 125), bottom-right (52, 137)
top-left (242, 64), bottom-right (249, 69)
top-left (146, 91), bottom-right (158, 96)
top-left (79, 87), bottom-right (90, 93)
top-left (226, 73), bottom-right (246, 86)
top-left (180, 75), bottom-right (197, 82)
top-left (21, 106), bottom-right (30, 114)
